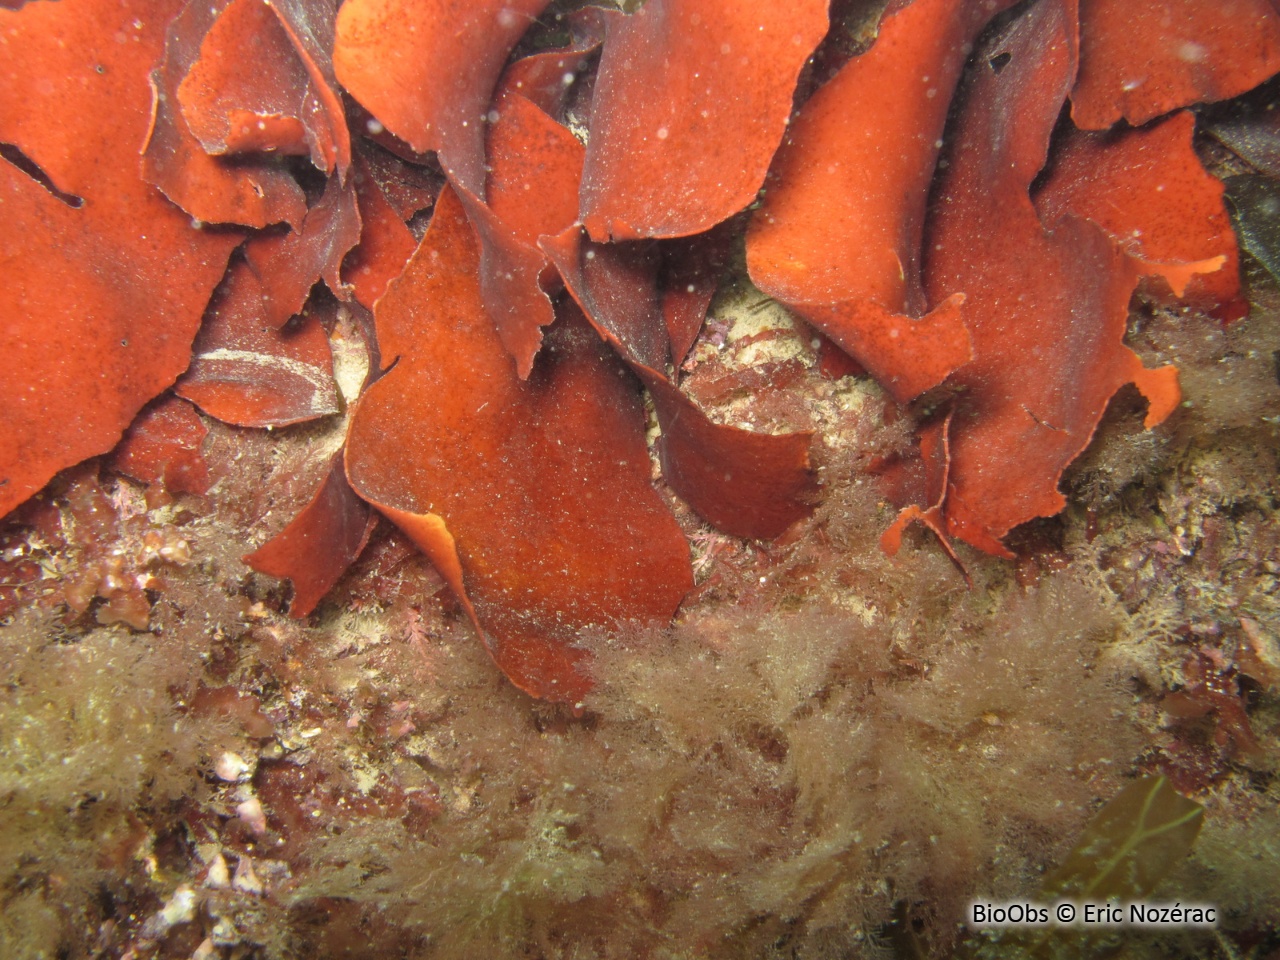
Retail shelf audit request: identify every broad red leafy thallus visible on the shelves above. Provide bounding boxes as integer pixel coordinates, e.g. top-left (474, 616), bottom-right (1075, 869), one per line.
top-left (0, 0), bottom-right (1265, 701)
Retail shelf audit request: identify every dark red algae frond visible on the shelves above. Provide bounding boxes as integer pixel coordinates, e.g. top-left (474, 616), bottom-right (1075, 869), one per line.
top-left (345, 187), bottom-right (693, 703)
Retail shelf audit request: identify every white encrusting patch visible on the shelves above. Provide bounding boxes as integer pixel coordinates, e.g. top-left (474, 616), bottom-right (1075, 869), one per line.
top-left (194, 348), bottom-right (337, 416)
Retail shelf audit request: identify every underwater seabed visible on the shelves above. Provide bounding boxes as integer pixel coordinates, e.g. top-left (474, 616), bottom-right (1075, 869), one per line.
top-left (1, 260), bottom-right (1277, 960)
top-left (4, 0), bottom-right (1280, 954)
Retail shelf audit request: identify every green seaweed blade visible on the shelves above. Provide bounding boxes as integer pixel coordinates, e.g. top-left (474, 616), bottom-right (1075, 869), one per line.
top-left (1041, 775), bottom-right (1205, 903)
top-left (958, 775), bottom-right (1205, 960)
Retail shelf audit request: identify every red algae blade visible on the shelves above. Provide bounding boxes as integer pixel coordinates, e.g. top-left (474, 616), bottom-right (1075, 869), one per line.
top-left (1035, 110), bottom-right (1245, 322)
top-left (459, 90), bottom-right (586, 377)
top-left (110, 395), bottom-right (212, 499)
top-left (920, 0), bottom-right (1180, 556)
top-left (334, 0), bottom-right (553, 196)
top-left (544, 227), bottom-right (818, 541)
top-left (142, 0), bottom-right (308, 228)
top-left (346, 187), bottom-right (692, 703)
top-left (176, 0), bottom-right (349, 176)
top-left (1072, 0), bottom-right (1280, 130)
top-left (747, 0), bottom-right (1022, 401)
top-left (243, 174), bottom-right (363, 328)
top-left (175, 260), bottom-right (340, 428)
top-left (342, 148), bottom-right (419, 311)
top-left (0, 0), bottom-right (240, 518)
top-left (746, 0), bottom-right (974, 312)
top-left (245, 452), bottom-right (377, 618)
top-left (580, 0), bottom-right (828, 241)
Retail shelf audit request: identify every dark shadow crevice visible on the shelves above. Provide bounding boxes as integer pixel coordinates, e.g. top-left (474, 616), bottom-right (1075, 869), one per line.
top-left (0, 142), bottom-right (84, 207)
